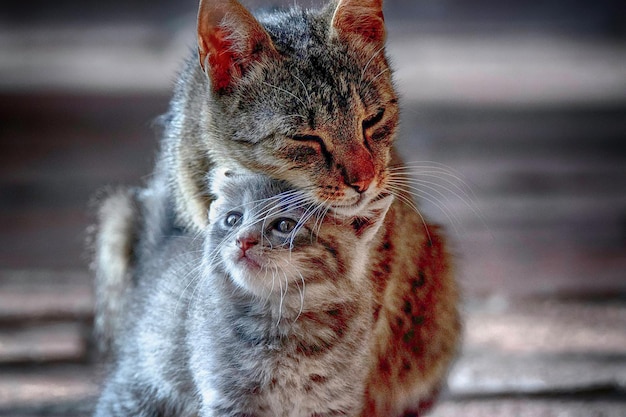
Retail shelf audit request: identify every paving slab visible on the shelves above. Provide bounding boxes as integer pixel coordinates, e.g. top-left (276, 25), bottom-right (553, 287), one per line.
top-left (449, 351), bottom-right (626, 396)
top-left (0, 365), bottom-right (98, 410)
top-left (0, 270), bottom-right (93, 321)
top-left (0, 322), bottom-right (87, 363)
top-left (447, 300), bottom-right (626, 397)
top-left (462, 300), bottom-right (626, 355)
top-left (430, 399), bottom-right (626, 417)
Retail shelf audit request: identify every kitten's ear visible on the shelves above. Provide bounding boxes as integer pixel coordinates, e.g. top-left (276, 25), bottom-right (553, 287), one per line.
top-left (197, 0), bottom-right (278, 92)
top-left (330, 0), bottom-right (386, 46)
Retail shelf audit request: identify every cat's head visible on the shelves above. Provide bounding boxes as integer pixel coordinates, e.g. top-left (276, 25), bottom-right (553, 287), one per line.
top-left (197, 0), bottom-right (398, 218)
top-left (205, 168), bottom-right (391, 298)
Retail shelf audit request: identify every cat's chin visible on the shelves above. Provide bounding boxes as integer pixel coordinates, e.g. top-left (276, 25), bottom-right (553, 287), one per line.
top-left (237, 254), bottom-right (262, 271)
top-left (329, 192), bottom-right (378, 218)
top-left (226, 266), bottom-right (269, 297)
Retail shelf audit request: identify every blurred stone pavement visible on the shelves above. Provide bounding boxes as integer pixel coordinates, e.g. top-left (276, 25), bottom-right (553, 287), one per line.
top-left (1, 1), bottom-right (626, 415)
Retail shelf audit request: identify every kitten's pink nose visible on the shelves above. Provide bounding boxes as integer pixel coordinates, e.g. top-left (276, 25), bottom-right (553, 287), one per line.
top-left (237, 235), bottom-right (258, 254)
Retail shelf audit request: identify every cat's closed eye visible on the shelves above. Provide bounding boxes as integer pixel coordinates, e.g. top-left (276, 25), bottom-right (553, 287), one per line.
top-left (362, 108), bottom-right (385, 131)
top-left (289, 134), bottom-right (326, 151)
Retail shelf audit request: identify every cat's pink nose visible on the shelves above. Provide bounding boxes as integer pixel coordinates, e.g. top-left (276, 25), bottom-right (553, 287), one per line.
top-left (237, 236), bottom-right (258, 253)
top-left (344, 144), bottom-right (375, 193)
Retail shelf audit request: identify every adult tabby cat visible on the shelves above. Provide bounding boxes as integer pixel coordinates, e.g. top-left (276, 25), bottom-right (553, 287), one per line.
top-left (95, 169), bottom-right (392, 416)
top-left (93, 0), bottom-right (460, 415)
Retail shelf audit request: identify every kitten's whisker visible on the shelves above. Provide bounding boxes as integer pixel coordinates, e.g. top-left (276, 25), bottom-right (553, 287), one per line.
top-left (312, 199), bottom-right (332, 243)
top-left (173, 254), bottom-right (207, 315)
top-left (183, 232), bottom-right (235, 312)
top-left (266, 262), bottom-right (277, 308)
top-left (281, 266), bottom-right (290, 303)
top-left (294, 269), bottom-right (306, 322)
top-left (275, 262), bottom-right (286, 327)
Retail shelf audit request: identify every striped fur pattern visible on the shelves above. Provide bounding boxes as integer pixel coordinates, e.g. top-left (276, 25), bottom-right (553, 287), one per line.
top-left (94, 169), bottom-right (391, 416)
top-left (93, 0), bottom-right (461, 415)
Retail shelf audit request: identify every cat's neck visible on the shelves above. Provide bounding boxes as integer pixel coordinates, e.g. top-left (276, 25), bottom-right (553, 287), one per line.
top-left (212, 268), bottom-right (368, 342)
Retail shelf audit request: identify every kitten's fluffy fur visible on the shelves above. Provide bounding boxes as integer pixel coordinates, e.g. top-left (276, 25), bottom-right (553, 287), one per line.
top-left (95, 170), bottom-right (391, 416)
top-left (93, 0), bottom-right (460, 415)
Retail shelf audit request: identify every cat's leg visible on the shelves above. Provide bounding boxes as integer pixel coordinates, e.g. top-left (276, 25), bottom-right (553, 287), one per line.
top-left (92, 188), bottom-right (141, 356)
top-left (93, 373), bottom-right (162, 417)
top-left (363, 198), bottom-right (461, 416)
top-left (400, 385), bottom-right (441, 416)
top-left (95, 364), bottom-right (200, 417)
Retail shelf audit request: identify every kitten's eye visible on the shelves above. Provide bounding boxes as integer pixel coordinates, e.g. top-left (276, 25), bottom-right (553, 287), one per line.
top-left (224, 211), bottom-right (243, 228)
top-left (363, 108), bottom-right (385, 130)
top-left (273, 218), bottom-right (297, 234)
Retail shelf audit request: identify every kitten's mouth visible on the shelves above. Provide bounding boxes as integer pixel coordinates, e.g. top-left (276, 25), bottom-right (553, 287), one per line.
top-left (237, 253), bottom-right (262, 270)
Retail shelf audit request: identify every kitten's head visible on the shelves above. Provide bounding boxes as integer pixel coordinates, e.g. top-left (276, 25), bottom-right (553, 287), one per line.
top-left (205, 168), bottom-right (391, 298)
top-left (198, 0), bottom-right (398, 218)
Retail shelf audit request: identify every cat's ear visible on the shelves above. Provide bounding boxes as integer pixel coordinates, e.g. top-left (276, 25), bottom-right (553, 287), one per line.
top-left (197, 0), bottom-right (278, 92)
top-left (330, 0), bottom-right (386, 46)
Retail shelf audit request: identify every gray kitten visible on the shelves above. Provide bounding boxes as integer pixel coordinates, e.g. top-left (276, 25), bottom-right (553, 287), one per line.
top-left (94, 169), bottom-right (392, 417)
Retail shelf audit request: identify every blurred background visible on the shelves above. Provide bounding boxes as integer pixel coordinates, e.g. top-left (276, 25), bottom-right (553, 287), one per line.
top-left (1, 0), bottom-right (625, 415)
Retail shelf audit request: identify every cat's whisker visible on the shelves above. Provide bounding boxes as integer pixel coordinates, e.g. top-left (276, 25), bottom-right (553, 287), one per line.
top-left (291, 73), bottom-right (312, 108)
top-left (173, 251), bottom-right (213, 315)
top-left (363, 67), bottom-right (390, 91)
top-left (289, 198), bottom-right (323, 250)
top-left (387, 181), bottom-right (461, 235)
top-left (390, 168), bottom-right (475, 199)
top-left (183, 241), bottom-right (230, 313)
top-left (274, 261), bottom-right (287, 327)
top-left (261, 81), bottom-right (307, 110)
top-left (384, 185), bottom-right (433, 243)
top-left (264, 261), bottom-right (277, 308)
top-left (388, 164), bottom-right (488, 231)
top-left (389, 168), bottom-right (477, 204)
top-left (390, 176), bottom-right (472, 219)
top-left (188, 257), bottom-right (227, 311)
top-left (387, 178), bottom-right (463, 226)
top-left (275, 114), bottom-right (307, 123)
top-left (294, 269), bottom-right (306, 322)
top-left (390, 161), bottom-right (479, 199)
top-left (312, 199), bottom-right (332, 244)
top-left (391, 176), bottom-right (478, 221)
top-left (360, 45), bottom-right (386, 83)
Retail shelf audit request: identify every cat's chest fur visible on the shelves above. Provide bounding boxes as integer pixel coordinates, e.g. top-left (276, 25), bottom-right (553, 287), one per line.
top-left (188, 275), bottom-right (373, 417)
